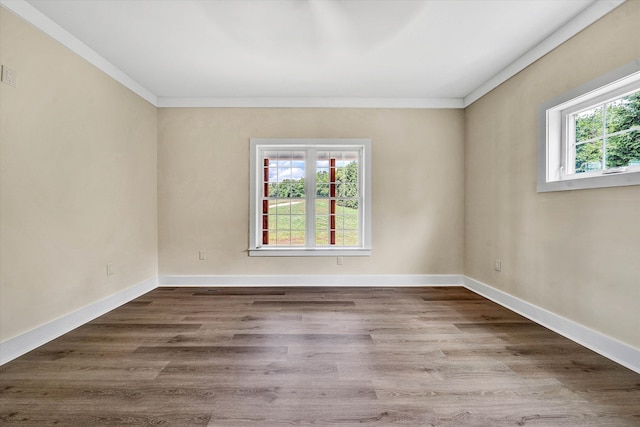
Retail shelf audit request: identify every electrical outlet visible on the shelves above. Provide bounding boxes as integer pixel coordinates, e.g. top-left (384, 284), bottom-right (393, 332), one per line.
top-left (199, 250), bottom-right (206, 260)
top-left (106, 263), bottom-right (115, 276)
top-left (494, 260), bottom-right (502, 272)
top-left (1, 65), bottom-right (16, 87)
top-left (337, 256), bottom-right (344, 265)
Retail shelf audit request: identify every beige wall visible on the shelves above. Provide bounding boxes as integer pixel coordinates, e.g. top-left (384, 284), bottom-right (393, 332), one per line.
top-left (0, 8), bottom-right (158, 342)
top-left (2, 0), bottom-right (638, 356)
top-left (158, 108), bottom-right (465, 276)
top-left (465, 0), bottom-right (640, 348)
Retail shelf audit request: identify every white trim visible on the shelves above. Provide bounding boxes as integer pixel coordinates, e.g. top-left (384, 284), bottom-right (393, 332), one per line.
top-left (2, 0), bottom-right (623, 110)
top-left (463, 276), bottom-right (640, 374)
top-left (464, 0), bottom-right (626, 107)
top-left (0, 276), bottom-right (157, 366)
top-left (248, 248), bottom-right (372, 257)
top-left (0, 0), bottom-right (157, 106)
top-left (249, 138), bottom-right (372, 255)
top-left (158, 274), bottom-right (463, 287)
top-left (157, 97), bottom-right (464, 109)
top-left (2, 273), bottom-right (638, 374)
top-left (537, 60), bottom-right (640, 192)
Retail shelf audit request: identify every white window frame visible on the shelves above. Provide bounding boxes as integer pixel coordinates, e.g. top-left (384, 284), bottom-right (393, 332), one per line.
top-left (249, 138), bottom-right (372, 257)
top-left (537, 61), bottom-right (640, 192)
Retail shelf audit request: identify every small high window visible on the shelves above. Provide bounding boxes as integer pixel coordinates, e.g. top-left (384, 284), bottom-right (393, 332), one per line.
top-left (249, 139), bottom-right (371, 256)
top-left (538, 62), bottom-right (640, 192)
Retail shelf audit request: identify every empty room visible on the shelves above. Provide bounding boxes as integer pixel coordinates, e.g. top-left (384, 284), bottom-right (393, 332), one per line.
top-left (1, 0), bottom-right (639, 425)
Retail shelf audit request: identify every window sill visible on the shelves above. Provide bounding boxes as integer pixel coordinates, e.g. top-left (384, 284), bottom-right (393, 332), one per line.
top-left (249, 248), bottom-right (371, 257)
top-left (537, 170), bottom-right (640, 192)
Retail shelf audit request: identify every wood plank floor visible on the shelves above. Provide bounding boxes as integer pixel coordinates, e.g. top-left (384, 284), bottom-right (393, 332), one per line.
top-left (1, 287), bottom-right (639, 426)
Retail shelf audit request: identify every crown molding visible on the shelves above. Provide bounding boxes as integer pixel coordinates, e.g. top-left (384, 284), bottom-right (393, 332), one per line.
top-left (157, 97), bottom-right (464, 109)
top-left (464, 0), bottom-right (627, 107)
top-left (2, 0), bottom-right (627, 109)
top-left (0, 0), bottom-right (157, 106)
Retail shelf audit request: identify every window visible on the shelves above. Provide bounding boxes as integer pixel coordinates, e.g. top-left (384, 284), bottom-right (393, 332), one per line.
top-left (538, 62), bottom-right (640, 192)
top-left (249, 138), bottom-right (371, 256)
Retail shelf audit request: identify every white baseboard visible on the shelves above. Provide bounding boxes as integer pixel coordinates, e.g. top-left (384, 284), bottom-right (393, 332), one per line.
top-left (158, 274), bottom-right (464, 287)
top-left (0, 276), bottom-right (157, 366)
top-left (463, 276), bottom-right (640, 374)
top-left (3, 273), bottom-right (637, 375)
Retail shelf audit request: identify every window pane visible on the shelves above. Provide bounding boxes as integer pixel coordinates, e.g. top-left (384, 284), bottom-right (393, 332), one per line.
top-left (275, 214), bottom-right (290, 230)
top-left (575, 106), bottom-right (603, 142)
top-left (336, 183), bottom-right (358, 198)
top-left (264, 193), bottom-right (307, 246)
top-left (315, 214), bottom-right (328, 229)
top-left (343, 206), bottom-right (359, 231)
top-left (315, 230), bottom-right (329, 245)
top-left (606, 92), bottom-right (640, 134)
top-left (347, 200), bottom-right (359, 210)
top-left (316, 183), bottom-right (329, 197)
top-left (344, 230), bottom-right (359, 246)
top-left (333, 214), bottom-right (344, 230)
top-left (315, 196), bottom-right (360, 246)
top-left (343, 165), bottom-right (358, 183)
top-left (291, 200), bottom-right (306, 214)
top-left (292, 181), bottom-right (305, 198)
top-left (267, 182), bottom-right (278, 197)
top-left (276, 231), bottom-right (291, 245)
top-left (331, 153), bottom-right (358, 179)
top-left (268, 232), bottom-right (277, 246)
top-left (274, 168), bottom-right (286, 182)
top-left (606, 130), bottom-right (640, 168)
top-left (274, 199), bottom-right (290, 214)
top-left (291, 214), bottom-right (306, 231)
top-left (333, 230), bottom-right (344, 246)
top-left (337, 199), bottom-right (359, 212)
top-left (263, 151), bottom-right (306, 205)
top-left (267, 214), bottom-right (276, 227)
top-left (280, 181), bottom-right (291, 197)
top-left (575, 140), bottom-right (603, 173)
top-left (316, 199), bottom-right (329, 214)
top-left (290, 231), bottom-right (305, 246)
top-left (345, 183), bottom-right (358, 197)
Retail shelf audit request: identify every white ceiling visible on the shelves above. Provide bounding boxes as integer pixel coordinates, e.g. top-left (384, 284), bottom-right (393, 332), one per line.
top-left (3, 0), bottom-right (626, 107)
